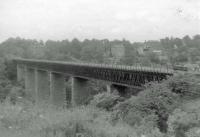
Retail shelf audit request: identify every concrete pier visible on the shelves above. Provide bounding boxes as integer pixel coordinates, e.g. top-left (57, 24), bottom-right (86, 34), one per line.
top-left (17, 64), bottom-right (24, 81)
top-left (25, 67), bottom-right (36, 102)
top-left (50, 72), bottom-right (66, 107)
top-left (72, 77), bottom-right (90, 106)
top-left (36, 70), bottom-right (50, 104)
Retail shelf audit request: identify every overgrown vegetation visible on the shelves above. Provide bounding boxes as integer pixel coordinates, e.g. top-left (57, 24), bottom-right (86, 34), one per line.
top-left (0, 36), bottom-right (200, 136)
top-left (0, 101), bottom-right (140, 137)
top-left (90, 73), bottom-right (200, 137)
top-left (1, 73), bottom-right (200, 137)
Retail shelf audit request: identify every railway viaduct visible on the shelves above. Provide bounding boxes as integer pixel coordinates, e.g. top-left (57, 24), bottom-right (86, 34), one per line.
top-left (14, 58), bottom-right (173, 107)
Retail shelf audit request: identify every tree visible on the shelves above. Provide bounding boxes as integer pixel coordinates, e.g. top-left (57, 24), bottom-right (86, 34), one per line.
top-left (70, 38), bottom-right (82, 59)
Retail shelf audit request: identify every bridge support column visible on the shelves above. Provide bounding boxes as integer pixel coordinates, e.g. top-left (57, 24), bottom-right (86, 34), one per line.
top-left (72, 77), bottom-right (90, 106)
top-left (36, 70), bottom-right (50, 105)
top-left (50, 72), bottom-right (66, 107)
top-left (17, 64), bottom-right (25, 81)
top-left (25, 67), bottom-right (36, 102)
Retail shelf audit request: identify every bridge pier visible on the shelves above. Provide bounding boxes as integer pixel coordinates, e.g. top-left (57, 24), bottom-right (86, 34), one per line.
top-left (25, 67), bottom-right (36, 102)
top-left (50, 72), bottom-right (66, 107)
top-left (72, 77), bottom-right (90, 106)
top-left (36, 70), bottom-right (50, 104)
top-left (17, 64), bottom-right (25, 81)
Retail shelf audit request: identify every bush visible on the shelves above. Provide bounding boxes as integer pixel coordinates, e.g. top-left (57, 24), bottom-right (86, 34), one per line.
top-left (166, 73), bottom-right (200, 99)
top-left (186, 127), bottom-right (200, 137)
top-left (168, 109), bottom-right (200, 137)
top-left (0, 78), bottom-right (12, 102)
top-left (112, 82), bottom-right (179, 133)
top-left (0, 102), bottom-right (139, 137)
top-left (90, 92), bottom-right (124, 111)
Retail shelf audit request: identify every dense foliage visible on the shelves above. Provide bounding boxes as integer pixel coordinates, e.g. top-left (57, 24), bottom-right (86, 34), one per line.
top-left (0, 35), bottom-right (199, 136)
top-left (0, 34), bottom-right (199, 66)
top-left (0, 35), bottom-right (199, 100)
top-left (90, 73), bottom-right (200, 137)
top-left (1, 72), bottom-right (199, 137)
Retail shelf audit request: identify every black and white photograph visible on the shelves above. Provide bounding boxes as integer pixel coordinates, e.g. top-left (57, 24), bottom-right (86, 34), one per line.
top-left (0, 0), bottom-right (199, 136)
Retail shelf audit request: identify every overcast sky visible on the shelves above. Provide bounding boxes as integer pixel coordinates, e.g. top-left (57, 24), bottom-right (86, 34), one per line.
top-left (0, 0), bottom-right (199, 42)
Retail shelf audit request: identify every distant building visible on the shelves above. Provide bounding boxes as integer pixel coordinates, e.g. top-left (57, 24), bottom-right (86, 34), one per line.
top-left (152, 50), bottom-right (168, 61)
top-left (137, 45), bottom-right (168, 61)
top-left (137, 45), bottom-right (150, 55)
top-left (104, 44), bottom-right (125, 64)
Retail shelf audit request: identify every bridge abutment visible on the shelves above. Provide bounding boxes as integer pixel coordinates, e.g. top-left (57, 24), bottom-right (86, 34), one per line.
top-left (72, 77), bottom-right (90, 106)
top-left (50, 72), bottom-right (66, 107)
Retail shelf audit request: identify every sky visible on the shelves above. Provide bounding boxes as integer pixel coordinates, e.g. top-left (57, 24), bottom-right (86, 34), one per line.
top-left (0, 0), bottom-right (199, 42)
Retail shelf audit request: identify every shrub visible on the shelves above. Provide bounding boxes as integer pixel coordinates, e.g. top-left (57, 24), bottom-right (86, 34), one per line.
top-left (0, 102), bottom-right (139, 137)
top-left (186, 127), bottom-right (200, 137)
top-left (166, 73), bottom-right (200, 99)
top-left (168, 105), bottom-right (200, 137)
top-left (90, 92), bottom-right (124, 111)
top-left (0, 78), bottom-right (12, 102)
top-left (112, 82), bottom-right (179, 133)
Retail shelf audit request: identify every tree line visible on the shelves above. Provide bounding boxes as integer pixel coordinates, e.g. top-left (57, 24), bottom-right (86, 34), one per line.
top-left (0, 34), bottom-right (199, 81)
